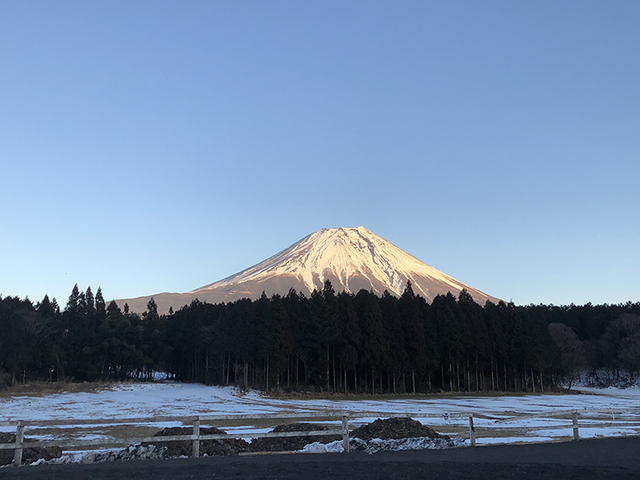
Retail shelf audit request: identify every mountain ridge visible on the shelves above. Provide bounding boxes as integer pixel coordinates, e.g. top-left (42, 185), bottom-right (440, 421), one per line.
top-left (117, 227), bottom-right (499, 313)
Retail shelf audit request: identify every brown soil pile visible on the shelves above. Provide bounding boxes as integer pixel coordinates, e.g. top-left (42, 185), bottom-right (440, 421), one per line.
top-left (0, 432), bottom-right (62, 466)
top-left (148, 419), bottom-right (445, 457)
top-left (148, 427), bottom-right (250, 457)
top-left (351, 417), bottom-right (450, 441)
top-left (251, 423), bottom-right (341, 452)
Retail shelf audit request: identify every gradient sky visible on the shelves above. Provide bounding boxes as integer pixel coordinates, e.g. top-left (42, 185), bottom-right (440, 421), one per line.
top-left (1, 1), bottom-right (638, 308)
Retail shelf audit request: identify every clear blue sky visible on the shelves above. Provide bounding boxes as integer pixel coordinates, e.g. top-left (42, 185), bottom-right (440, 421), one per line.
top-left (1, 1), bottom-right (638, 307)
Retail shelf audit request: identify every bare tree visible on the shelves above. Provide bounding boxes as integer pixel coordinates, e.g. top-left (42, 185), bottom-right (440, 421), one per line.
top-left (601, 314), bottom-right (640, 382)
top-left (548, 323), bottom-right (586, 392)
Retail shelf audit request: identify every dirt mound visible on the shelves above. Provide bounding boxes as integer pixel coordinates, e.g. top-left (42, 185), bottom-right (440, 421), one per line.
top-left (148, 423), bottom-right (339, 456)
top-left (148, 427), bottom-right (250, 457)
top-left (0, 432), bottom-right (63, 466)
top-left (251, 423), bottom-right (342, 452)
top-left (149, 420), bottom-right (446, 457)
top-left (351, 417), bottom-right (449, 442)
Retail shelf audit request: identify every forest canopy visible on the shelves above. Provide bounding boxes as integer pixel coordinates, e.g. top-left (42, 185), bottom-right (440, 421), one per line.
top-left (1, 281), bottom-right (639, 392)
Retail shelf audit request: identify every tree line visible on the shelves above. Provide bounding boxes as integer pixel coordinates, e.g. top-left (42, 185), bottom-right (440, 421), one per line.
top-left (1, 281), bottom-right (639, 392)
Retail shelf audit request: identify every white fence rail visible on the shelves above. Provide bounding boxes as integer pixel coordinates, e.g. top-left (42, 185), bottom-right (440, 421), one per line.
top-left (0, 412), bottom-right (351, 467)
top-left (348, 409), bottom-right (640, 448)
top-left (3, 409), bottom-right (640, 467)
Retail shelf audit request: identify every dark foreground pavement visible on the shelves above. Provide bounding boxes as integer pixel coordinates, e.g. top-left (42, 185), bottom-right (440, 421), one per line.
top-left (2, 436), bottom-right (640, 480)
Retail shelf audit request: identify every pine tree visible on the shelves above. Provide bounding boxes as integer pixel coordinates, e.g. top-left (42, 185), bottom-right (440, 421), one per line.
top-left (66, 284), bottom-right (81, 312)
top-left (85, 286), bottom-right (95, 313)
top-left (95, 287), bottom-right (106, 319)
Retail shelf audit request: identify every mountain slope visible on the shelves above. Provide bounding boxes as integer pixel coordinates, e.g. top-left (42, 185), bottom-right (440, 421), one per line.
top-left (118, 227), bottom-right (499, 313)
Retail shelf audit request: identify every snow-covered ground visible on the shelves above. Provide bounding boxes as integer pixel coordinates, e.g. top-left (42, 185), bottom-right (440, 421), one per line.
top-left (1, 383), bottom-right (639, 451)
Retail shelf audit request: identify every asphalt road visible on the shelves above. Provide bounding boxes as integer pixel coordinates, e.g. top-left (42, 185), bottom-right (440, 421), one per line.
top-left (2, 436), bottom-right (639, 480)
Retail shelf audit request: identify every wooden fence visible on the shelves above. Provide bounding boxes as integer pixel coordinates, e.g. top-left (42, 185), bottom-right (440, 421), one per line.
top-left (352, 409), bottom-right (640, 448)
top-left (461, 409), bottom-right (640, 447)
top-left (2, 408), bottom-right (639, 467)
top-left (0, 412), bottom-right (351, 467)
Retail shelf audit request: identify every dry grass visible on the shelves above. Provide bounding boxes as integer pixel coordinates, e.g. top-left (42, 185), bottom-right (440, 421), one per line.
top-left (264, 389), bottom-right (572, 402)
top-left (0, 380), bottom-right (138, 398)
top-left (2, 380), bottom-right (574, 400)
top-left (25, 424), bottom-right (162, 447)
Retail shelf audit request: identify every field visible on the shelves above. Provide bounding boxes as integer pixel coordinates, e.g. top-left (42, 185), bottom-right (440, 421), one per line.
top-left (1, 382), bottom-right (640, 461)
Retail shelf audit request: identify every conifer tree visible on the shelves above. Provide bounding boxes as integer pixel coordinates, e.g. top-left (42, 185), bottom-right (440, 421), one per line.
top-left (95, 287), bottom-right (106, 319)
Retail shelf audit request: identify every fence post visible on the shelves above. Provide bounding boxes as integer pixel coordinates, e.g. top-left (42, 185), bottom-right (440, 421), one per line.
top-left (469, 416), bottom-right (476, 447)
top-left (13, 423), bottom-right (24, 466)
top-left (572, 411), bottom-right (579, 441)
top-left (192, 417), bottom-right (200, 457)
top-left (342, 415), bottom-right (350, 453)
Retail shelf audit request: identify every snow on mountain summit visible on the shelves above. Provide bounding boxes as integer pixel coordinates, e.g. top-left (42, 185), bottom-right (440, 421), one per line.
top-left (117, 227), bottom-right (498, 313)
top-left (190, 227), bottom-right (496, 304)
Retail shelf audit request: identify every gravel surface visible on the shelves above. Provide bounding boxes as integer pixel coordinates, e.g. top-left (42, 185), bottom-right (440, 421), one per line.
top-left (2, 436), bottom-right (640, 480)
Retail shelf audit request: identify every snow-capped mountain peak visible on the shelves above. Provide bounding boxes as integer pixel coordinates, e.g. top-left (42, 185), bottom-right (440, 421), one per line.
top-left (117, 227), bottom-right (498, 313)
top-left (191, 227), bottom-right (496, 303)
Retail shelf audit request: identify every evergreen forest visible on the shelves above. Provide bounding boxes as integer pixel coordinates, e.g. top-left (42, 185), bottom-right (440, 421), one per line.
top-left (2, 281), bottom-right (640, 393)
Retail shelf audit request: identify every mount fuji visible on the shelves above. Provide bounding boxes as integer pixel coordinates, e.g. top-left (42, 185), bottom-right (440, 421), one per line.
top-left (117, 227), bottom-right (499, 313)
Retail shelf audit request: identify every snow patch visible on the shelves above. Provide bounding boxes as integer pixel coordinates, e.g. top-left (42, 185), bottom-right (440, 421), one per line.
top-left (300, 436), bottom-right (465, 454)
